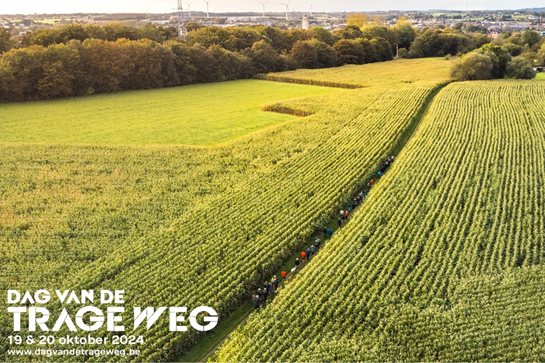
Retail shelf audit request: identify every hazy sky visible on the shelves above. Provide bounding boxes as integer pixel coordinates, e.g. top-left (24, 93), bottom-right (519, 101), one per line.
top-left (1, 0), bottom-right (543, 15)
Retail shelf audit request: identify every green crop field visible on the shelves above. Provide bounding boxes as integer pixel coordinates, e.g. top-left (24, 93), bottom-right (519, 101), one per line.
top-left (0, 59), bottom-right (451, 361)
top-left (267, 58), bottom-right (452, 88)
top-left (535, 72), bottom-right (545, 80)
top-left (214, 81), bottom-right (545, 361)
top-left (0, 80), bottom-right (338, 145)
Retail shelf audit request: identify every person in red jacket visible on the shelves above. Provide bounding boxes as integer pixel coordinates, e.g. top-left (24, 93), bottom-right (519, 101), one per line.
top-left (281, 270), bottom-right (287, 280)
top-left (370, 179), bottom-right (375, 186)
top-left (301, 251), bottom-right (307, 261)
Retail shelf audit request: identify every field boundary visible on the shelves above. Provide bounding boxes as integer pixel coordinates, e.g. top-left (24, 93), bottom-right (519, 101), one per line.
top-left (260, 104), bottom-right (314, 117)
top-left (175, 81), bottom-right (451, 363)
top-left (261, 74), bottom-right (365, 89)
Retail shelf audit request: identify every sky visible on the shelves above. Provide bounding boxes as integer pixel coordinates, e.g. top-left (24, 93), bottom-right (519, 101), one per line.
top-left (0, 0), bottom-right (543, 15)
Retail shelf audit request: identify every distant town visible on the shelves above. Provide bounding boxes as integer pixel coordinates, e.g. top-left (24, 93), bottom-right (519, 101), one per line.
top-left (2, 8), bottom-right (545, 38)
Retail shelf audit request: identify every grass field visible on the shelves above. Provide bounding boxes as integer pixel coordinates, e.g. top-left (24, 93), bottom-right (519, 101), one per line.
top-left (0, 80), bottom-right (339, 145)
top-left (214, 80), bottom-right (545, 361)
top-left (535, 72), bottom-right (545, 80)
top-left (0, 59), bottom-right (451, 362)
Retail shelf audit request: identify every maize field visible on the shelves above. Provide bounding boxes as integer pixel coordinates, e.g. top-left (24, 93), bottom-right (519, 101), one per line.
top-left (213, 81), bottom-right (545, 361)
top-left (0, 59), bottom-right (450, 361)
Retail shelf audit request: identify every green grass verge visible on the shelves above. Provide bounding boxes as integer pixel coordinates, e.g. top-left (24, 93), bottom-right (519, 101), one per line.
top-left (0, 80), bottom-right (338, 146)
top-left (535, 73), bottom-right (545, 80)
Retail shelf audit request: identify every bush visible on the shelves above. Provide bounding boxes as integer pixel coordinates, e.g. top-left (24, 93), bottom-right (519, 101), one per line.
top-left (506, 56), bottom-right (536, 79)
top-left (450, 52), bottom-right (493, 81)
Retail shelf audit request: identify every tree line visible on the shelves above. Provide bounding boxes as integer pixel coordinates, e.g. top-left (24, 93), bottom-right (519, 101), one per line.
top-left (449, 30), bottom-right (545, 81)
top-left (0, 19), bottom-right (543, 102)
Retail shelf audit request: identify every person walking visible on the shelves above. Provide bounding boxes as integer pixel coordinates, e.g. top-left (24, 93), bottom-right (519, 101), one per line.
top-left (301, 251), bottom-right (307, 261)
top-left (306, 247), bottom-right (311, 260)
top-left (322, 227), bottom-right (328, 238)
top-left (338, 217), bottom-right (343, 227)
top-left (281, 270), bottom-right (287, 280)
top-left (310, 244), bottom-right (316, 256)
top-left (295, 258), bottom-right (300, 267)
top-left (272, 276), bottom-right (278, 291)
top-left (327, 228), bottom-right (333, 238)
top-left (262, 286), bottom-right (269, 303)
top-left (253, 294), bottom-right (260, 309)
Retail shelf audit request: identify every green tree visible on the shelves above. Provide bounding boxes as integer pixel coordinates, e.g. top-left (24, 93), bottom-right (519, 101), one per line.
top-left (310, 27), bottom-right (335, 46)
top-left (255, 26), bottom-right (290, 52)
top-left (188, 45), bottom-right (222, 83)
top-left (333, 39), bottom-right (364, 65)
top-left (138, 24), bottom-right (169, 43)
top-left (501, 42), bottom-right (523, 57)
top-left (521, 30), bottom-right (541, 47)
top-left (84, 24), bottom-right (107, 40)
top-left (0, 27), bottom-right (12, 53)
top-left (22, 28), bottom-right (57, 47)
top-left (224, 27), bottom-right (261, 51)
top-left (358, 38), bottom-right (376, 63)
top-left (103, 23), bottom-right (140, 41)
top-left (307, 38), bottom-right (337, 68)
top-left (391, 17), bottom-right (418, 47)
top-left (249, 40), bottom-right (281, 73)
top-left (81, 38), bottom-right (130, 93)
top-left (361, 25), bottom-right (388, 40)
top-left (450, 51), bottom-right (494, 81)
top-left (537, 43), bottom-right (545, 66)
top-left (408, 28), bottom-right (442, 57)
top-left (290, 40), bottom-right (318, 69)
top-left (57, 24), bottom-right (88, 43)
top-left (285, 29), bottom-right (313, 50)
top-left (471, 33), bottom-right (490, 49)
top-left (334, 25), bottom-right (364, 40)
top-left (166, 41), bottom-right (197, 85)
top-left (208, 45), bottom-right (239, 80)
top-left (506, 56), bottom-right (536, 79)
top-left (37, 42), bottom-right (81, 99)
top-left (0, 62), bottom-right (14, 101)
top-left (186, 26), bottom-right (230, 49)
top-left (370, 37), bottom-right (393, 61)
top-left (479, 43), bottom-right (510, 78)
top-left (0, 45), bottom-right (45, 101)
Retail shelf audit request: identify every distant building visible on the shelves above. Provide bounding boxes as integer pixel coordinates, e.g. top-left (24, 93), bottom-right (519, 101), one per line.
top-left (302, 14), bottom-right (309, 30)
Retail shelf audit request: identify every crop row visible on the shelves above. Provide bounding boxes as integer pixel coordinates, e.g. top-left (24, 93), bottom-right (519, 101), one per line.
top-left (213, 81), bottom-right (545, 361)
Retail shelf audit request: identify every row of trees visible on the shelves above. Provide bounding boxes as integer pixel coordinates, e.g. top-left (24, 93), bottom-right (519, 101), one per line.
top-left (0, 20), bottom-right (543, 102)
top-left (450, 43), bottom-right (537, 81)
top-left (0, 23), bottom-right (407, 102)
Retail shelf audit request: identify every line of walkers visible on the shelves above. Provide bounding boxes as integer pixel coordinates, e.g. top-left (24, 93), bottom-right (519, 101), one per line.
top-left (253, 156), bottom-right (395, 310)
